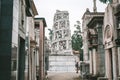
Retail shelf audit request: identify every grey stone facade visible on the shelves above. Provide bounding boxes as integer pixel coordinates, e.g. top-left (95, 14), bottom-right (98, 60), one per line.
top-left (82, 8), bottom-right (105, 78)
top-left (0, 0), bottom-right (38, 80)
top-left (87, 13), bottom-right (105, 76)
top-left (103, 2), bottom-right (120, 80)
top-left (82, 0), bottom-right (120, 80)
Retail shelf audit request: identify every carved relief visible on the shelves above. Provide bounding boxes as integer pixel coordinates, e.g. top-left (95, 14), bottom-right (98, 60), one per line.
top-left (106, 26), bottom-right (111, 38)
top-left (63, 13), bottom-right (69, 19)
top-left (55, 30), bottom-right (62, 39)
top-left (68, 40), bottom-right (72, 48)
top-left (54, 22), bottom-right (58, 30)
top-left (67, 20), bottom-right (69, 27)
top-left (58, 30), bottom-right (62, 38)
top-left (59, 20), bottom-right (66, 29)
top-left (59, 40), bottom-right (66, 50)
top-left (52, 42), bottom-right (57, 52)
top-left (54, 13), bottom-right (62, 21)
top-left (57, 14), bottom-right (62, 20)
top-left (104, 25), bottom-right (113, 43)
top-left (63, 29), bottom-right (69, 37)
top-left (55, 31), bottom-right (57, 39)
top-left (54, 12), bottom-right (69, 21)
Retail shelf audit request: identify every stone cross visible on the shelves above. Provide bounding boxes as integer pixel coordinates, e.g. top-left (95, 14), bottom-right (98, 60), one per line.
top-left (93, 0), bottom-right (97, 12)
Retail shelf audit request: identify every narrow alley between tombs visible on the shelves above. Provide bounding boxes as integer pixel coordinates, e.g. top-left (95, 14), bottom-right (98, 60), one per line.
top-left (1, 0), bottom-right (120, 80)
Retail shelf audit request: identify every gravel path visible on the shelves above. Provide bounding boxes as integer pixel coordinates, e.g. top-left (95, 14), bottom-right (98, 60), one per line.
top-left (47, 72), bottom-right (80, 80)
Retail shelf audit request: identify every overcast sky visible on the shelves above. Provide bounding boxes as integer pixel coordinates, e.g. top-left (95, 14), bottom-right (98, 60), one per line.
top-left (33, 0), bottom-right (107, 38)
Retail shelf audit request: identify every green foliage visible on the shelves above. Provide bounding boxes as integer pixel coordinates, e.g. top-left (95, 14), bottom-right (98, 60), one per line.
top-left (48, 28), bottom-right (53, 41)
top-left (72, 34), bottom-right (82, 50)
top-left (71, 21), bottom-right (83, 61)
top-left (99, 0), bottom-right (112, 3)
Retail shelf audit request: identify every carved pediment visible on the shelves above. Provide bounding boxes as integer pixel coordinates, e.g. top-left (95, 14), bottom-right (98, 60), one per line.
top-left (103, 4), bottom-right (114, 46)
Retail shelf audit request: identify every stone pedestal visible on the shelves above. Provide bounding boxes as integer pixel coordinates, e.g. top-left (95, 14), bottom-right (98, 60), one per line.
top-left (49, 55), bottom-right (75, 72)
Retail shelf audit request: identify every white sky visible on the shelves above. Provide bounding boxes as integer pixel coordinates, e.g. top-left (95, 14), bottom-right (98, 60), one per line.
top-left (33, 0), bottom-right (107, 38)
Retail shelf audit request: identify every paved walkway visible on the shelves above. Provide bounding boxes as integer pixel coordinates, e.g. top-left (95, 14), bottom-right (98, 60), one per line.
top-left (47, 72), bottom-right (80, 80)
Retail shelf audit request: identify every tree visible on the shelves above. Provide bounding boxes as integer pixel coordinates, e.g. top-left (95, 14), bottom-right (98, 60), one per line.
top-left (71, 21), bottom-right (83, 61)
top-left (99, 0), bottom-right (112, 3)
top-left (48, 28), bottom-right (53, 41)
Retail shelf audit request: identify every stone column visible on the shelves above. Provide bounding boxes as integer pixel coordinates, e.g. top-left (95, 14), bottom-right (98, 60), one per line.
top-left (118, 47), bottom-right (120, 76)
top-left (89, 50), bottom-right (93, 74)
top-left (112, 47), bottom-right (118, 80)
top-left (32, 49), bottom-right (34, 80)
top-left (29, 45), bottom-right (34, 80)
top-left (34, 52), bottom-right (37, 80)
top-left (30, 40), bottom-right (37, 80)
top-left (30, 47), bottom-right (35, 80)
top-left (29, 48), bottom-right (32, 80)
top-left (105, 49), bottom-right (112, 80)
top-left (93, 48), bottom-right (97, 75)
top-left (33, 52), bottom-right (37, 80)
